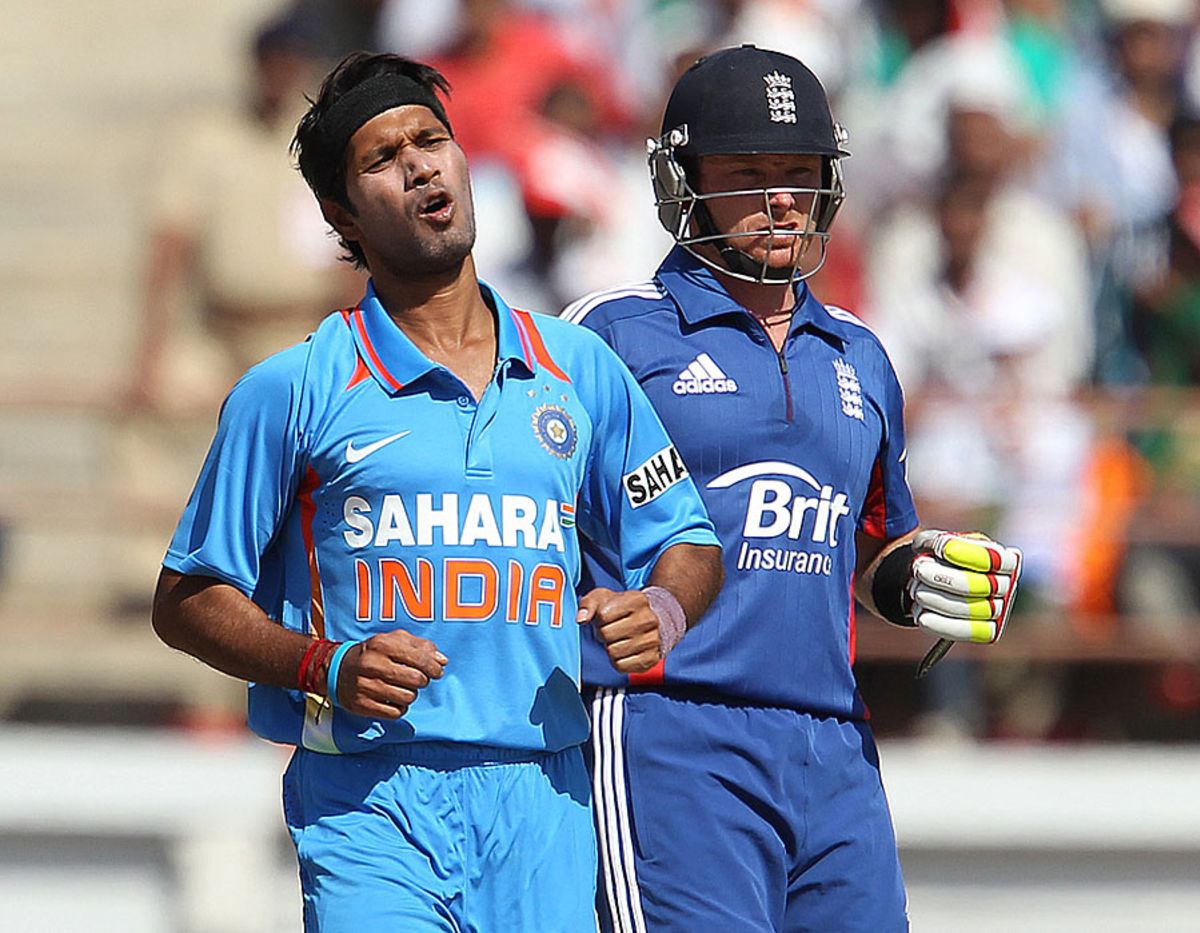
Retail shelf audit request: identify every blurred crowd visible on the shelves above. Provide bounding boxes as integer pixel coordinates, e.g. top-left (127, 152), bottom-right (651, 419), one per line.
top-left (123, 0), bottom-right (1200, 740)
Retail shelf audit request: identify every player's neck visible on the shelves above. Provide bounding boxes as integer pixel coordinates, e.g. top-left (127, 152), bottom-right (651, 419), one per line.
top-left (715, 271), bottom-right (796, 320)
top-left (710, 271), bottom-right (797, 352)
top-left (374, 256), bottom-right (498, 399)
top-left (372, 256), bottom-right (492, 351)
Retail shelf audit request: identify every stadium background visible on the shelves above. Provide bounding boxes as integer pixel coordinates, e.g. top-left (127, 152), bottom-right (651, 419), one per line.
top-left (3, 0), bottom-right (1199, 929)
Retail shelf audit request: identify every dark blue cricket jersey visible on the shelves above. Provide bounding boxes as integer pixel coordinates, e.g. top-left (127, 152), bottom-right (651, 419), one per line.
top-left (566, 248), bottom-right (918, 719)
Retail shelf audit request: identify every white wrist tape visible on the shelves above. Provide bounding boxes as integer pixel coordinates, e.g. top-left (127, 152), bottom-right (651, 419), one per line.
top-left (643, 585), bottom-right (687, 656)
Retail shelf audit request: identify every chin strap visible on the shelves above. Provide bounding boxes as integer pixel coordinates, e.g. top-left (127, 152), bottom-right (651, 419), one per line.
top-left (690, 202), bottom-right (777, 281)
top-left (691, 201), bottom-right (801, 283)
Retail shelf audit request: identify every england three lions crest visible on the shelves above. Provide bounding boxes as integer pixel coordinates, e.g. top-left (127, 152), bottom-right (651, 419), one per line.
top-left (833, 359), bottom-right (864, 421)
top-left (532, 404), bottom-right (578, 459)
top-left (764, 71), bottom-right (797, 124)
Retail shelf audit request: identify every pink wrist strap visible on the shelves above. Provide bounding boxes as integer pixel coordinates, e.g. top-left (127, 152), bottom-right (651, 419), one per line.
top-left (643, 586), bottom-right (687, 656)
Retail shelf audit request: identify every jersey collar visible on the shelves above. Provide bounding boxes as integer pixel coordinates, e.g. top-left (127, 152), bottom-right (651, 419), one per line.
top-left (656, 246), bottom-right (848, 347)
top-left (347, 279), bottom-right (535, 393)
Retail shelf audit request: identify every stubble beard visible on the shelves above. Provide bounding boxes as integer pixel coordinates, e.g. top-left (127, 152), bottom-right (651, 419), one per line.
top-left (378, 191), bottom-right (479, 280)
top-left (408, 216), bottom-right (476, 276)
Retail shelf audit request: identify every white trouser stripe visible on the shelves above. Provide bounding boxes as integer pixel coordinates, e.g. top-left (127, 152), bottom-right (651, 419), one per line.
top-left (610, 691), bottom-right (647, 933)
top-left (592, 687), bottom-right (646, 933)
top-left (592, 689), bottom-right (627, 931)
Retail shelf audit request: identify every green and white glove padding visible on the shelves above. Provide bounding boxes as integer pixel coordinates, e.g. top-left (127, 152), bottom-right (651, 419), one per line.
top-left (908, 530), bottom-right (1022, 644)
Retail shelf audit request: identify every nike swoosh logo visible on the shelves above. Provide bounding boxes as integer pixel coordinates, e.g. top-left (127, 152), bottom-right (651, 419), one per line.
top-left (346, 431), bottom-right (410, 464)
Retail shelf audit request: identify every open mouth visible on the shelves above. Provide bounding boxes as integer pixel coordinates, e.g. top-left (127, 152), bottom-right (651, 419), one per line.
top-left (419, 192), bottom-right (453, 220)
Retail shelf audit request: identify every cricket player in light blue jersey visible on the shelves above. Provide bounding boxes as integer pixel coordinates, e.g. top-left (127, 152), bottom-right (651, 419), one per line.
top-left (152, 52), bottom-right (723, 933)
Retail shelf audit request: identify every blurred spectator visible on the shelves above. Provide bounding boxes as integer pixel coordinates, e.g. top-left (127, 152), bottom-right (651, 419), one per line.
top-left (865, 71), bottom-right (1096, 735)
top-left (868, 0), bottom-right (953, 85)
top-left (868, 169), bottom-right (1094, 536)
top-left (115, 17), bottom-right (362, 608)
top-left (127, 18), bottom-right (362, 411)
top-left (375, 0), bottom-right (463, 58)
top-left (848, 35), bottom-right (1043, 219)
top-left (279, 0), bottom-right (391, 60)
top-left (414, 0), bottom-right (634, 311)
top-left (1044, 0), bottom-right (1194, 382)
top-left (501, 81), bottom-right (624, 310)
top-left (838, 0), bottom-right (955, 219)
top-left (1114, 111), bottom-right (1200, 637)
top-left (1132, 113), bottom-right (1200, 384)
top-left (866, 118), bottom-right (1093, 400)
top-left (428, 0), bottom-right (627, 163)
top-left (466, 77), bottom-right (634, 312)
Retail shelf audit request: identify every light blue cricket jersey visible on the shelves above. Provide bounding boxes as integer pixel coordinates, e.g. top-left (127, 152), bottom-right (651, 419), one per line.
top-left (164, 280), bottom-right (717, 754)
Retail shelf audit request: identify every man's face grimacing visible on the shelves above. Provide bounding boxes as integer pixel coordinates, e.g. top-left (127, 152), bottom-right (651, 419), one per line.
top-left (695, 152), bottom-right (824, 272)
top-left (330, 104), bottom-right (476, 277)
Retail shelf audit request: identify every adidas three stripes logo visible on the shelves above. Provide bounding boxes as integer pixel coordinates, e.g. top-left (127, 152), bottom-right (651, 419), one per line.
top-left (671, 352), bottom-right (739, 396)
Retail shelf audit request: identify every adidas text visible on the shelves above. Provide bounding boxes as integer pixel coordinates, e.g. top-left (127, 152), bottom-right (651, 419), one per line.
top-left (672, 352), bottom-right (739, 395)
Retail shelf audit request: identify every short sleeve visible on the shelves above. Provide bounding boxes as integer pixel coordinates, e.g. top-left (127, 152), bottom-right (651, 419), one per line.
top-left (575, 339), bottom-right (719, 588)
top-left (859, 355), bottom-right (919, 540)
top-left (162, 353), bottom-right (307, 595)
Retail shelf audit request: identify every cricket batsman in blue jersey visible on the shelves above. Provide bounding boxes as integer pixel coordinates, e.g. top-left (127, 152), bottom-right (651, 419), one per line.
top-left (565, 46), bottom-right (1023, 931)
top-left (151, 52), bottom-right (722, 932)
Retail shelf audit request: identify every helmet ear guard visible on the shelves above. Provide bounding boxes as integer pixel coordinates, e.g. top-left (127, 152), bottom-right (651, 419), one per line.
top-left (811, 123), bottom-right (848, 235)
top-left (648, 125), bottom-right (693, 240)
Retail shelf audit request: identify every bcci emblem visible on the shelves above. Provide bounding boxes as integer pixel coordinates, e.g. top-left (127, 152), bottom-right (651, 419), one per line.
top-left (532, 404), bottom-right (577, 459)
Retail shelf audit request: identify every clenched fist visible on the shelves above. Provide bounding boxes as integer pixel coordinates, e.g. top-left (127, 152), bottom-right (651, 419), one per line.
top-left (335, 629), bottom-right (448, 719)
top-left (577, 587), bottom-right (662, 674)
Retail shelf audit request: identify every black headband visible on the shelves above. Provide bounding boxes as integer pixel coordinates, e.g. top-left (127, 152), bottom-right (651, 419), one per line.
top-left (319, 73), bottom-right (452, 162)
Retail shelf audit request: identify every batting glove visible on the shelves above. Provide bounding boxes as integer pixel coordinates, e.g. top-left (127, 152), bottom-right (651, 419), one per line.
top-left (909, 530), bottom-right (1023, 644)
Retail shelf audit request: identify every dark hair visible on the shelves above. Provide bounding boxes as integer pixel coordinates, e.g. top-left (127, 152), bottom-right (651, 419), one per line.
top-left (292, 52), bottom-right (452, 268)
